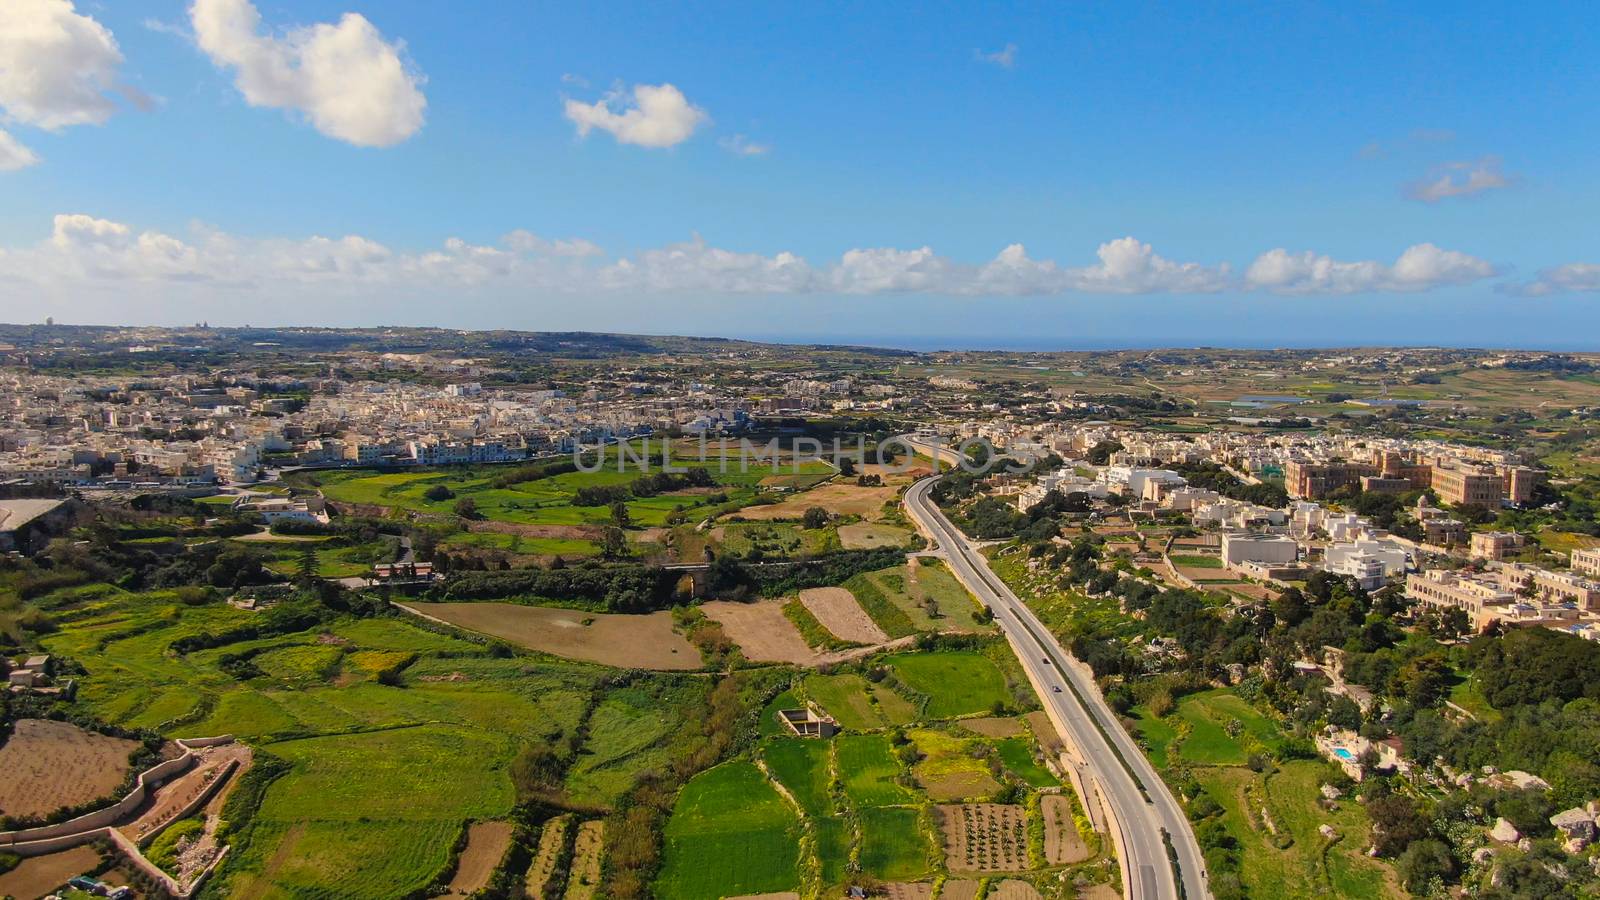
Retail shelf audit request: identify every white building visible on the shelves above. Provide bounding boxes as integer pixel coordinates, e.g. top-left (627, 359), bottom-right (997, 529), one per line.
top-left (1324, 540), bottom-right (1409, 590)
top-left (1099, 466), bottom-right (1187, 498)
top-left (1220, 531), bottom-right (1300, 567)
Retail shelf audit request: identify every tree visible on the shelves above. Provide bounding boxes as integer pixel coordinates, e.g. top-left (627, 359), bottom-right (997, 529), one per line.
top-left (453, 498), bottom-right (479, 519)
top-left (802, 507), bottom-right (830, 530)
top-left (1389, 655), bottom-right (1451, 707)
top-left (296, 544), bottom-right (319, 582)
top-left (1086, 440), bottom-right (1123, 466)
top-left (1473, 627), bottom-right (1600, 708)
top-left (1396, 839), bottom-right (1456, 894)
top-left (601, 526), bottom-right (628, 559)
top-left (422, 484), bottom-right (455, 502)
top-left (1367, 794), bottom-right (1432, 857)
top-left (610, 500), bottom-right (632, 528)
top-left (837, 457), bottom-right (857, 477)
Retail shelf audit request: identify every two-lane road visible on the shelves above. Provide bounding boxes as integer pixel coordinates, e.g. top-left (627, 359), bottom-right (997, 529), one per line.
top-left (902, 468), bottom-right (1208, 900)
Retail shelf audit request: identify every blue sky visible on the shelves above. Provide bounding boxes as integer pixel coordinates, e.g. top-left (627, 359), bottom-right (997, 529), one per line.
top-left (2, 0), bottom-right (1598, 349)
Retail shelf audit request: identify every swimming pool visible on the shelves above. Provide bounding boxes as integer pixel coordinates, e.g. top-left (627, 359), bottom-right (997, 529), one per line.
top-left (1333, 747), bottom-right (1356, 762)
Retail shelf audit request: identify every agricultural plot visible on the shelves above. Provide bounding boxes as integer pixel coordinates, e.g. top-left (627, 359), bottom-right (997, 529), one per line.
top-left (1174, 690), bottom-right (1280, 766)
top-left (255, 536), bottom-right (402, 579)
top-left (858, 806), bottom-right (932, 881)
top-left (0, 719), bottom-right (140, 819)
top-left (910, 728), bottom-right (1001, 801)
top-left (398, 602), bottom-right (701, 670)
top-left (849, 563), bottom-right (993, 636)
top-left (837, 522), bottom-right (914, 549)
top-left (938, 804), bottom-right (1029, 873)
top-left (564, 820), bottom-right (605, 900)
top-left (712, 522), bottom-right (839, 558)
top-left (564, 690), bottom-right (679, 806)
top-left (803, 673), bottom-right (916, 731)
top-left (224, 725), bottom-right (514, 898)
top-left (37, 589), bottom-right (716, 898)
top-left (702, 599), bottom-right (825, 666)
top-left (1041, 795), bottom-right (1091, 865)
top-left (732, 481), bottom-right (899, 522)
top-left (690, 633), bottom-right (1105, 898)
top-left (887, 651), bottom-right (1011, 719)
top-left (762, 738), bottom-right (834, 816)
top-left (836, 733), bottom-right (915, 807)
top-left (310, 459), bottom-right (765, 533)
top-left (446, 821), bottom-right (514, 897)
top-left (995, 737), bottom-right (1059, 787)
top-left (798, 586), bottom-right (887, 644)
top-left (960, 716), bottom-right (1025, 738)
top-left (524, 815), bottom-right (572, 900)
top-left (657, 761), bottom-right (802, 900)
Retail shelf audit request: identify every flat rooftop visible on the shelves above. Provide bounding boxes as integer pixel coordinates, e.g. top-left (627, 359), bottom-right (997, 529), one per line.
top-left (0, 499), bottom-right (65, 532)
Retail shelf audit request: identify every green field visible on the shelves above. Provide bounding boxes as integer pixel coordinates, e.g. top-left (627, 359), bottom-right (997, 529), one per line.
top-left (858, 806), bottom-right (933, 881)
top-left (996, 736), bottom-right (1060, 787)
top-left (803, 672), bottom-right (916, 731)
top-left (1175, 690), bottom-right (1280, 766)
top-left (847, 562), bottom-right (995, 635)
top-left (886, 650), bottom-right (1011, 719)
top-left (656, 761), bottom-right (802, 900)
top-left (763, 738), bottom-right (834, 817)
top-left (1170, 554), bottom-right (1224, 569)
top-left (37, 589), bottom-right (713, 896)
top-left (302, 441), bottom-right (834, 537)
top-left (836, 733), bottom-right (915, 807)
top-left (1133, 689), bottom-right (1396, 899)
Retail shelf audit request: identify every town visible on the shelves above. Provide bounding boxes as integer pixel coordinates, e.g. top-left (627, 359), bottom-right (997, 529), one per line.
top-left (4, 327), bottom-right (1600, 900)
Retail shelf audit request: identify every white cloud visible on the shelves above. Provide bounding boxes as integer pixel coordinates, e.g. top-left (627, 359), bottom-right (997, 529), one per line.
top-left (719, 134), bottom-right (770, 156)
top-left (1513, 263), bottom-right (1600, 297)
top-left (1067, 237), bottom-right (1231, 293)
top-left (0, 0), bottom-right (124, 130)
top-left (1245, 243), bottom-right (1495, 294)
top-left (0, 213), bottom-right (1504, 305)
top-left (1405, 156), bottom-right (1514, 203)
top-left (503, 230), bottom-right (604, 258)
top-left (0, 0), bottom-right (132, 170)
top-left (189, 0), bottom-right (427, 147)
top-left (0, 130), bottom-right (40, 171)
top-left (601, 236), bottom-right (814, 293)
top-left (975, 43), bottom-right (1018, 68)
top-left (564, 83), bottom-right (707, 148)
top-left (831, 247), bottom-right (955, 293)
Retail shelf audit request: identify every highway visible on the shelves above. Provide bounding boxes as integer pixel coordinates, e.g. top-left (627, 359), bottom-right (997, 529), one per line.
top-left (900, 452), bottom-right (1208, 900)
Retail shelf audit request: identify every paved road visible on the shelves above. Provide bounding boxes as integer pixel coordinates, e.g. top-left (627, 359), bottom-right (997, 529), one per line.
top-left (901, 460), bottom-right (1208, 900)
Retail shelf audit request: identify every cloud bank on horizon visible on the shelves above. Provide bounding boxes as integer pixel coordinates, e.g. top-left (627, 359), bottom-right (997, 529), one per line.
top-left (0, 211), bottom-right (1549, 299)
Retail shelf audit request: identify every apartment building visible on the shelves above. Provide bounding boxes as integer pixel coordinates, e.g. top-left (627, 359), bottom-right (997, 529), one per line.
top-left (1406, 570), bottom-right (1519, 631)
top-left (1285, 459), bottom-right (1379, 499)
top-left (1499, 563), bottom-right (1600, 612)
top-left (1573, 547), bottom-right (1600, 579)
top-left (1431, 464), bottom-right (1504, 508)
top-left (1470, 531), bottom-right (1524, 561)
